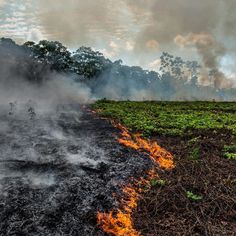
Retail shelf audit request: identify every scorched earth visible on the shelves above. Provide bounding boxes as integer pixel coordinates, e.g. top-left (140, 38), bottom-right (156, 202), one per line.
top-left (0, 103), bottom-right (157, 236)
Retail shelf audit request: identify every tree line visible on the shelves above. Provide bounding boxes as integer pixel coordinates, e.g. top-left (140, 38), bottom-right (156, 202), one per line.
top-left (0, 37), bottom-right (235, 101)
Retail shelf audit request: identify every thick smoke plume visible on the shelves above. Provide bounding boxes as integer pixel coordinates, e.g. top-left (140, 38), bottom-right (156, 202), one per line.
top-left (174, 33), bottom-right (233, 89)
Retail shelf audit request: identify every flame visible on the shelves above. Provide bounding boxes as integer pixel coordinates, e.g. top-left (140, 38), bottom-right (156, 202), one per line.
top-left (97, 185), bottom-right (140, 236)
top-left (115, 123), bottom-right (174, 170)
top-left (97, 170), bottom-right (158, 236)
top-left (97, 122), bottom-right (175, 236)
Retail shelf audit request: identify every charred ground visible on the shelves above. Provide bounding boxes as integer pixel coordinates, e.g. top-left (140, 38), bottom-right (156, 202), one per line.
top-left (0, 103), bottom-right (154, 236)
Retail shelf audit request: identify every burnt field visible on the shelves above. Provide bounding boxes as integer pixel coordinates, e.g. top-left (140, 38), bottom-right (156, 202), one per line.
top-left (0, 103), bottom-right (155, 236)
top-left (0, 100), bottom-right (235, 236)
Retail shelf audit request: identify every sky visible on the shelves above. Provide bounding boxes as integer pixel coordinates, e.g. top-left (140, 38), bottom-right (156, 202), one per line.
top-left (0, 0), bottom-right (236, 85)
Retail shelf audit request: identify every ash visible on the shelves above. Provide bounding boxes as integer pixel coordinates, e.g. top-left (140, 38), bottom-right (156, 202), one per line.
top-left (0, 103), bottom-right (152, 236)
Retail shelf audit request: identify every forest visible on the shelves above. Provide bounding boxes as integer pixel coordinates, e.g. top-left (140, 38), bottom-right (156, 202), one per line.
top-left (1, 37), bottom-right (235, 101)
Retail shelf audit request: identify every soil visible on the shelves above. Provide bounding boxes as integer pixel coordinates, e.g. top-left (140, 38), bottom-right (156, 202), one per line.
top-left (133, 129), bottom-right (236, 236)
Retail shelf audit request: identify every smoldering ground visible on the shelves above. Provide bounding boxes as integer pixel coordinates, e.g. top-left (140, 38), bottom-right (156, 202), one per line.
top-left (0, 99), bottom-right (156, 235)
top-left (0, 40), bottom-right (156, 236)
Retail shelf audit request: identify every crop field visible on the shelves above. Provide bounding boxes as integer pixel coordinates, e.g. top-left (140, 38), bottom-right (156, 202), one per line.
top-left (93, 100), bottom-right (236, 137)
top-left (93, 100), bottom-right (236, 235)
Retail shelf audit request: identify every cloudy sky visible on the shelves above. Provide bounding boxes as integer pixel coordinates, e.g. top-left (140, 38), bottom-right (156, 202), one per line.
top-left (0, 0), bottom-right (236, 79)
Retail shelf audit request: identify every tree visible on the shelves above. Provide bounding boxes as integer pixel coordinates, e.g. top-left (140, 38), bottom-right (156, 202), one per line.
top-left (72, 47), bottom-right (111, 78)
top-left (24, 40), bottom-right (72, 72)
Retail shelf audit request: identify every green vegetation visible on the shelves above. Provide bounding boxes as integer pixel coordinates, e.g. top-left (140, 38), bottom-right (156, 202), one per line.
top-left (186, 191), bottom-right (203, 201)
top-left (92, 100), bottom-right (236, 137)
top-left (223, 145), bottom-right (236, 160)
top-left (93, 100), bottom-right (236, 234)
top-left (224, 153), bottom-right (236, 160)
top-left (150, 179), bottom-right (166, 187)
top-left (223, 145), bottom-right (236, 153)
top-left (189, 148), bottom-right (201, 161)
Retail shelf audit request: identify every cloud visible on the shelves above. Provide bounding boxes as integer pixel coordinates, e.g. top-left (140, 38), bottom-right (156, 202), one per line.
top-left (34, 1), bottom-right (236, 58)
top-left (100, 41), bottom-right (120, 59)
top-left (1, 0), bottom-right (236, 87)
top-left (109, 41), bottom-right (119, 52)
top-left (174, 33), bottom-right (215, 49)
top-left (26, 28), bottom-right (44, 42)
top-left (0, 0), bottom-right (41, 43)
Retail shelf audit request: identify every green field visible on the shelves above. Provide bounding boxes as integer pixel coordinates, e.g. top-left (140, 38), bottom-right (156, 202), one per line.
top-left (92, 100), bottom-right (236, 137)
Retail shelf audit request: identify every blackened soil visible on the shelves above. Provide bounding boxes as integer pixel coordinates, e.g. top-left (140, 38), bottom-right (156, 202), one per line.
top-left (0, 104), bottom-right (153, 236)
top-left (134, 129), bottom-right (236, 236)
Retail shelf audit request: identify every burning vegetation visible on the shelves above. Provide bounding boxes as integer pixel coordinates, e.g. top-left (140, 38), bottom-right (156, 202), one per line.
top-left (97, 122), bottom-right (174, 235)
top-left (0, 103), bottom-right (162, 235)
top-left (95, 100), bottom-right (236, 235)
top-left (115, 123), bottom-right (174, 170)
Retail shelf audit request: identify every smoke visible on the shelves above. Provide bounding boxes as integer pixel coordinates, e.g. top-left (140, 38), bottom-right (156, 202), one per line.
top-left (36, 0), bottom-right (236, 50)
top-left (36, 0), bottom-right (130, 46)
top-left (2, 1), bottom-right (236, 88)
top-left (174, 33), bottom-right (233, 88)
top-left (0, 43), bottom-right (92, 112)
top-left (0, 73), bottom-right (92, 111)
top-left (33, 0), bottom-right (236, 88)
top-left (0, 0), bottom-right (5, 7)
top-left (0, 42), bottom-right (105, 191)
top-left (125, 1), bottom-right (236, 88)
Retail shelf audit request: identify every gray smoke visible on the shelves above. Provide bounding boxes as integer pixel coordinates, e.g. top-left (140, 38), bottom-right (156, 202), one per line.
top-left (174, 33), bottom-right (233, 89)
top-left (33, 0), bottom-right (236, 88)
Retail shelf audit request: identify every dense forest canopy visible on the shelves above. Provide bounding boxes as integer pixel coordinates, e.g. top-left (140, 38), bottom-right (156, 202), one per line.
top-left (0, 37), bottom-right (235, 101)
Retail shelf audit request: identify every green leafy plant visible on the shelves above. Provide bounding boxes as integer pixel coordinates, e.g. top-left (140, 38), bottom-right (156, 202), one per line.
top-left (186, 191), bottom-right (203, 201)
top-left (224, 152), bottom-right (236, 160)
top-left (92, 101), bottom-right (236, 137)
top-left (223, 145), bottom-right (236, 153)
top-left (157, 179), bottom-right (166, 186)
top-left (223, 145), bottom-right (236, 160)
top-left (150, 179), bottom-right (166, 187)
top-left (189, 148), bottom-right (200, 160)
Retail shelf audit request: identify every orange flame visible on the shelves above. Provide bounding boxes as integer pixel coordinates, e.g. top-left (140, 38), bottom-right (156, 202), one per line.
top-left (97, 122), bottom-right (175, 236)
top-left (97, 170), bottom-right (158, 236)
top-left (115, 123), bottom-right (174, 170)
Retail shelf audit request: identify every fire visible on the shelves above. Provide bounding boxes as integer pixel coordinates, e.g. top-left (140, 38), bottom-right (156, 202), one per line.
top-left (97, 185), bottom-right (140, 236)
top-left (97, 170), bottom-right (158, 236)
top-left (97, 122), bottom-right (175, 236)
top-left (115, 123), bottom-right (174, 170)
